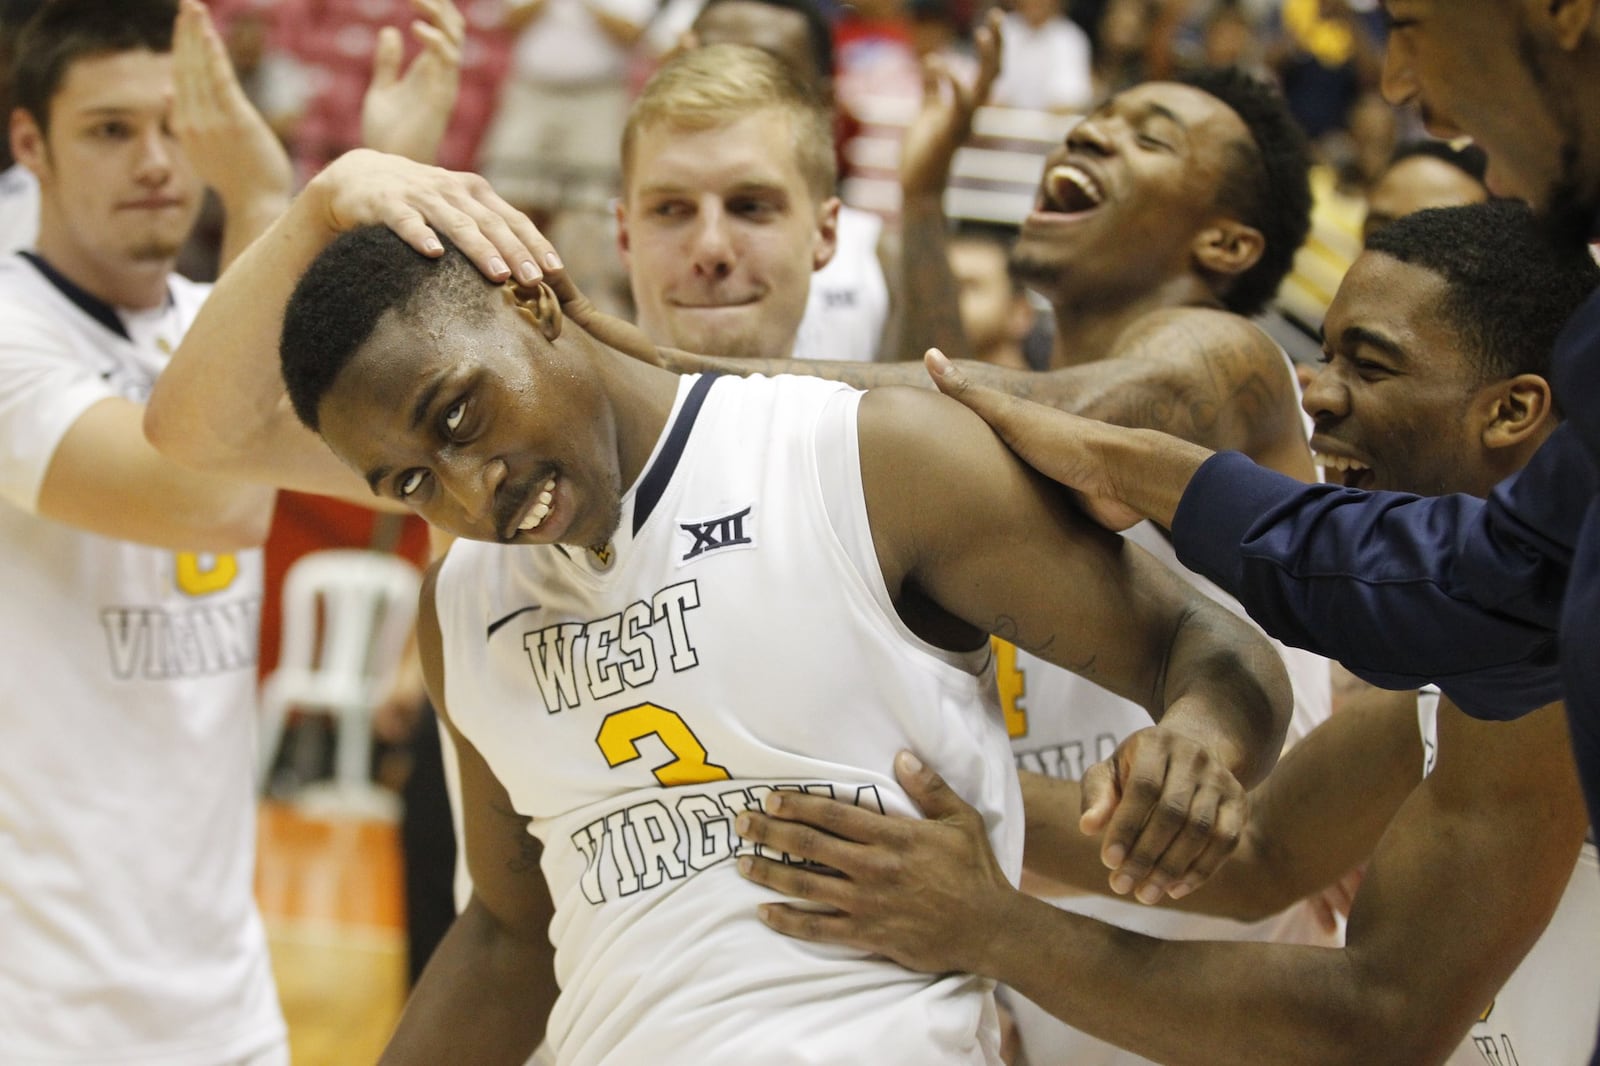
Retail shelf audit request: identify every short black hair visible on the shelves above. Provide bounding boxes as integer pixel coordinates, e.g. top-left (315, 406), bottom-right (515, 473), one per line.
top-left (1385, 138), bottom-right (1490, 187)
top-left (0, 0), bottom-right (48, 166)
top-left (280, 226), bottom-right (496, 431)
top-left (1364, 200), bottom-right (1600, 384)
top-left (1177, 67), bottom-right (1312, 317)
top-left (697, 0), bottom-right (834, 80)
top-left (12, 0), bottom-right (176, 133)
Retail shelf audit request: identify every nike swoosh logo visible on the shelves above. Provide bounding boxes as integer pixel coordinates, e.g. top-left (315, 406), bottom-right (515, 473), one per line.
top-left (486, 604), bottom-right (542, 640)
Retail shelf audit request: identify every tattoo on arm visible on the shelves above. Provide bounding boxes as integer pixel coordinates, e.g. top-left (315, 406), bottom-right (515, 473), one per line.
top-left (508, 832), bottom-right (541, 876)
top-left (490, 796), bottom-right (542, 875)
top-left (1072, 315), bottom-right (1293, 455)
top-left (990, 613), bottom-right (1066, 664)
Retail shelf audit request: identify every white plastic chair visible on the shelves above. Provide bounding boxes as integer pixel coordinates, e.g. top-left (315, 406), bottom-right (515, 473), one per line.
top-left (258, 549), bottom-right (422, 818)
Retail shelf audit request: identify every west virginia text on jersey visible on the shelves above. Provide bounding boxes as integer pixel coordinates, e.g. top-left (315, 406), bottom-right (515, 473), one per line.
top-left (435, 373), bottom-right (1020, 1066)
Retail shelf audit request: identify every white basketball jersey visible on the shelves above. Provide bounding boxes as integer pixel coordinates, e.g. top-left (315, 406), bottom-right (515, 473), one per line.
top-left (1415, 690), bottom-right (1600, 1066)
top-left (793, 205), bottom-right (889, 363)
top-left (1000, 521), bottom-right (1335, 1066)
top-left (434, 373), bottom-right (1018, 1066)
top-left (0, 254), bottom-right (283, 1063)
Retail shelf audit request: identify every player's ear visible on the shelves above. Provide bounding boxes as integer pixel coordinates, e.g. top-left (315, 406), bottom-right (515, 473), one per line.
top-left (615, 198), bottom-right (632, 265)
top-left (10, 107), bottom-right (47, 178)
top-left (812, 196), bottom-right (840, 273)
top-left (1192, 219), bottom-right (1265, 280)
top-left (1544, 0), bottom-right (1597, 51)
top-left (503, 280), bottom-right (563, 342)
top-left (1480, 372), bottom-right (1554, 450)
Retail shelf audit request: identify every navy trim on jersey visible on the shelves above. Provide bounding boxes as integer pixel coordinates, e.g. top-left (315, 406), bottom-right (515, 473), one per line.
top-left (633, 373), bottom-right (718, 536)
top-left (19, 252), bottom-right (175, 340)
top-left (21, 252), bottom-right (130, 340)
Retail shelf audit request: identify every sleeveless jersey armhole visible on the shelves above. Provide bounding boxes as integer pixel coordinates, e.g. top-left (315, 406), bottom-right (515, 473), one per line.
top-left (811, 386), bottom-right (988, 674)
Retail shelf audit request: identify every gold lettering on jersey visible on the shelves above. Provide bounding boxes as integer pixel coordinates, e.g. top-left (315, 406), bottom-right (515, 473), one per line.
top-left (521, 580), bottom-right (701, 712)
top-left (99, 598), bottom-right (262, 680)
top-left (992, 638), bottom-right (1029, 738)
top-left (174, 552), bottom-right (239, 596)
top-left (570, 783), bottom-right (887, 905)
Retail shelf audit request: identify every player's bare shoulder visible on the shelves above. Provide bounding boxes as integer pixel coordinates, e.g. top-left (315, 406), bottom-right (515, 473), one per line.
top-left (1113, 306), bottom-right (1290, 378)
top-left (1110, 306), bottom-right (1310, 473)
top-left (854, 384), bottom-right (1051, 591)
top-left (856, 384), bottom-right (1019, 480)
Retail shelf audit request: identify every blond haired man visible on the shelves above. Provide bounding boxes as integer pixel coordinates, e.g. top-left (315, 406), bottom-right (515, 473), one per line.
top-left (616, 43), bottom-right (839, 363)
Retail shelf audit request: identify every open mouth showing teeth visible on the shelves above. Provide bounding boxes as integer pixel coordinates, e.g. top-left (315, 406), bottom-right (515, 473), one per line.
top-left (517, 475), bottom-right (558, 533)
top-left (1041, 164), bottom-right (1105, 214)
top-left (1317, 453), bottom-right (1373, 489)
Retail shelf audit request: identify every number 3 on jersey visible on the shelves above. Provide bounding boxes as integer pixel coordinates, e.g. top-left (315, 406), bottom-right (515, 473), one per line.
top-left (597, 702), bottom-right (732, 787)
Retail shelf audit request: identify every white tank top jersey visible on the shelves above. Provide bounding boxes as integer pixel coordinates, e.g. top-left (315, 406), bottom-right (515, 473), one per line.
top-left (1414, 689), bottom-right (1600, 1066)
top-left (434, 373), bottom-right (1019, 1066)
top-left (793, 204), bottom-right (889, 364)
top-left (0, 254), bottom-right (284, 1063)
top-left (999, 521), bottom-right (1336, 1066)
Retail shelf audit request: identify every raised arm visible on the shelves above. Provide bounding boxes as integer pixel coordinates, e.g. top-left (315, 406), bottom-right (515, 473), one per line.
top-left (650, 307), bottom-right (1311, 474)
top-left (890, 13), bottom-right (1002, 364)
top-left (361, 0), bottom-right (465, 165)
top-left (927, 347), bottom-right (1576, 720)
top-left (0, 0), bottom-right (291, 552)
top-left (11, 302), bottom-right (276, 551)
top-left (170, 0), bottom-right (293, 271)
top-left (859, 384), bottom-right (1291, 896)
top-left (144, 150), bottom-right (560, 504)
top-left (380, 566), bottom-right (558, 1065)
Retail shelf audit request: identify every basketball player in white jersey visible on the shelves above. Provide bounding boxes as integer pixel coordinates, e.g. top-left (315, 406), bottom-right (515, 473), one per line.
top-left (144, 134), bottom-right (1295, 1060)
top-left (0, 2), bottom-right (288, 1061)
top-left (606, 57), bottom-right (1342, 1060)
top-left (677, 0), bottom-right (891, 364)
top-left (415, 41), bottom-right (869, 930)
top-left (732, 200), bottom-right (1600, 1066)
top-left (0, 0), bottom-right (468, 1060)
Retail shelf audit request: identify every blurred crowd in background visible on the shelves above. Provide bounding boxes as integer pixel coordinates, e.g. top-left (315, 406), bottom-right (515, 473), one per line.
top-left (182, 0), bottom-right (1413, 325)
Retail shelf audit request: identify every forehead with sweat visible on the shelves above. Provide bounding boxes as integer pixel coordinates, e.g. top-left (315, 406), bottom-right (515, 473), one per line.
top-left (279, 226), bottom-right (501, 432)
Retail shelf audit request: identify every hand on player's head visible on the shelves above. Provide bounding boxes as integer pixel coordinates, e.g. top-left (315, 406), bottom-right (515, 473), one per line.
top-left (313, 148), bottom-right (560, 288)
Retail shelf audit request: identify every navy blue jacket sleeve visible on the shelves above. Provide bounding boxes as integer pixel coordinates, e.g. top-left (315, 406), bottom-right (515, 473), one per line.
top-left (1170, 424), bottom-right (1598, 720)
